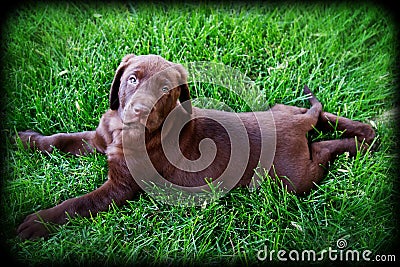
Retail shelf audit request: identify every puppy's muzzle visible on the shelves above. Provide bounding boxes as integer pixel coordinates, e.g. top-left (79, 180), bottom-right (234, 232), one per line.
top-left (123, 103), bottom-right (152, 126)
top-left (133, 104), bottom-right (150, 117)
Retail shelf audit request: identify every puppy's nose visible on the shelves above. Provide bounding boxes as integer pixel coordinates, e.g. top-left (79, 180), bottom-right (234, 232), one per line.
top-left (133, 104), bottom-right (150, 117)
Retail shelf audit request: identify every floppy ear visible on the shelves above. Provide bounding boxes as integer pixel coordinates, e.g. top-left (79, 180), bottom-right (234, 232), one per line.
top-left (109, 54), bottom-right (135, 110)
top-left (174, 64), bottom-right (192, 114)
top-left (179, 83), bottom-right (192, 114)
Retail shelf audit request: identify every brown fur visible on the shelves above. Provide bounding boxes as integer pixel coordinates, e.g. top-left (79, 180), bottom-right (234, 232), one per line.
top-left (16, 54), bottom-right (375, 240)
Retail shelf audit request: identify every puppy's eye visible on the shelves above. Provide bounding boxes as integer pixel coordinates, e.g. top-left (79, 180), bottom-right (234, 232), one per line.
top-left (161, 86), bottom-right (169, 93)
top-left (128, 75), bottom-right (138, 85)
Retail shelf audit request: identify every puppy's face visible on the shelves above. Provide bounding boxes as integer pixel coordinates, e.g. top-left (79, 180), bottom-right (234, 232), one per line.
top-left (109, 54), bottom-right (191, 133)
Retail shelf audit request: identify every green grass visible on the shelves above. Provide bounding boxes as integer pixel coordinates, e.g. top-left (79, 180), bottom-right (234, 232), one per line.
top-left (1, 2), bottom-right (398, 266)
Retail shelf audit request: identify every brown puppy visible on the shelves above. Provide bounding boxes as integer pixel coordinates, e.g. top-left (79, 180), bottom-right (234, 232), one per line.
top-left (16, 54), bottom-right (375, 240)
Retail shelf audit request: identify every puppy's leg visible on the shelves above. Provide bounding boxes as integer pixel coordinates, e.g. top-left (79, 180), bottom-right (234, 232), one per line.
top-left (17, 158), bottom-right (140, 240)
top-left (297, 138), bottom-right (363, 194)
top-left (316, 112), bottom-right (376, 145)
top-left (17, 130), bottom-right (105, 155)
top-left (303, 85), bottom-right (375, 147)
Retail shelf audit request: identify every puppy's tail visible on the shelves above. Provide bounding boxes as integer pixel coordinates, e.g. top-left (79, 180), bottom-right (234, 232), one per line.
top-left (303, 85), bottom-right (322, 120)
top-left (303, 85), bottom-right (320, 106)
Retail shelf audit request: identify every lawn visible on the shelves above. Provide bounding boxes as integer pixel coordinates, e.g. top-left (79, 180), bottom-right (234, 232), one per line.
top-left (1, 2), bottom-right (398, 266)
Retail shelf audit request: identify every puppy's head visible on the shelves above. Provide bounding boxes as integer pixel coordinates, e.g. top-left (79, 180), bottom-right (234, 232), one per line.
top-left (109, 54), bottom-right (192, 133)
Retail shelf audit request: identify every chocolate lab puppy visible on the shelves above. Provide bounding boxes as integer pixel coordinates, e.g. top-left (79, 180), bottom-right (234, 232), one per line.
top-left (16, 54), bottom-right (375, 240)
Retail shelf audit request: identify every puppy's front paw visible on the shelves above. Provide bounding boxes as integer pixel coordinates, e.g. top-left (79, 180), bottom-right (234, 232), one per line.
top-left (16, 130), bottom-right (42, 149)
top-left (17, 211), bottom-right (52, 240)
top-left (16, 130), bottom-right (55, 153)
